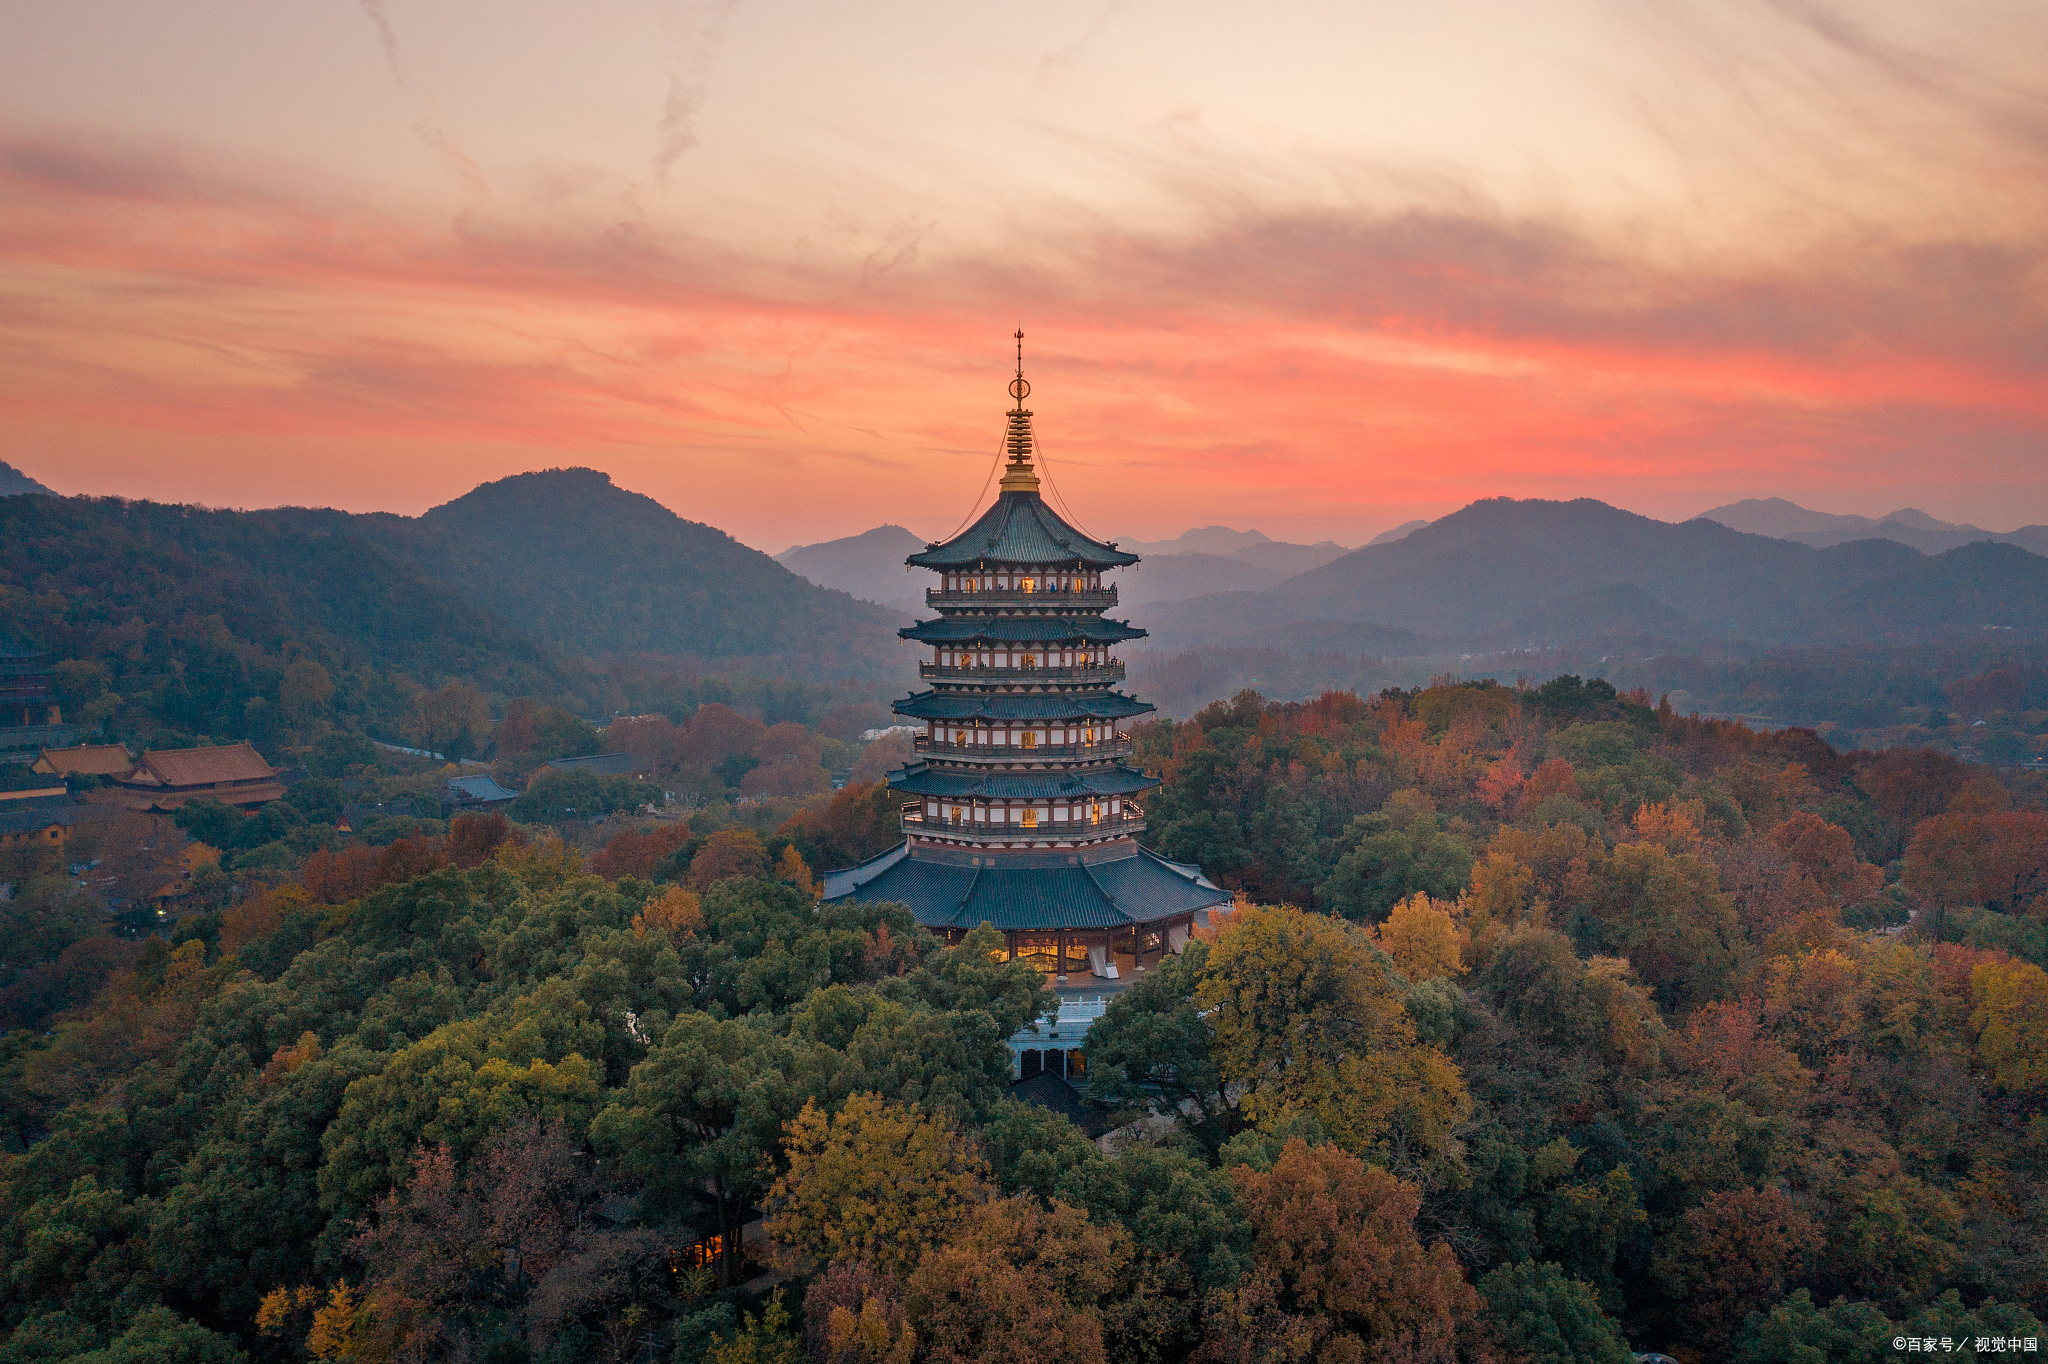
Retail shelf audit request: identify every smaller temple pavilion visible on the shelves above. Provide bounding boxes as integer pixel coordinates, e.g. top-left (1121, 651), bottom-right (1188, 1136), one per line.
top-left (824, 336), bottom-right (1230, 999)
top-left (104, 743), bottom-right (285, 812)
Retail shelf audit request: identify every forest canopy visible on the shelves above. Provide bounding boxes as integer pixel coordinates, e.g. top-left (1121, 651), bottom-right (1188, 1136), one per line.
top-left (2, 675), bottom-right (2046, 1364)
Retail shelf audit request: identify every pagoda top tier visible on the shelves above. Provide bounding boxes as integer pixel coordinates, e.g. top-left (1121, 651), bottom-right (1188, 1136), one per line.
top-left (908, 337), bottom-right (1138, 571)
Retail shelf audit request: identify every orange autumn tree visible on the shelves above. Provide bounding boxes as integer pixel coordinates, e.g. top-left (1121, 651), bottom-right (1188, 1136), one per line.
top-left (1200, 1139), bottom-right (1488, 1364)
top-left (632, 885), bottom-right (705, 944)
top-left (905, 1196), bottom-right (1131, 1364)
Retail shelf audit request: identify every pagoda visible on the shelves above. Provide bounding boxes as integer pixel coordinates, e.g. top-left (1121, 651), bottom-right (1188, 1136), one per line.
top-left (823, 336), bottom-right (1229, 982)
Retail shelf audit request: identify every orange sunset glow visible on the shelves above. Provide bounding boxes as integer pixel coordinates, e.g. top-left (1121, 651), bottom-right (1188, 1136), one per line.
top-left (5, 0), bottom-right (2046, 546)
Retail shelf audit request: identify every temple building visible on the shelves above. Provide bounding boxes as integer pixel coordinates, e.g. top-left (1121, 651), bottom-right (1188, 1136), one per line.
top-left (102, 742), bottom-right (285, 812)
top-left (0, 633), bottom-right (78, 761)
top-left (824, 337), bottom-right (1230, 994)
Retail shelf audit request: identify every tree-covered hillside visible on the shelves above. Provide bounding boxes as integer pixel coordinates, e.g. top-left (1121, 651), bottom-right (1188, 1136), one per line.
top-left (0, 493), bottom-right (587, 747)
top-left (4, 676), bottom-right (2045, 1363)
top-left (0, 473), bottom-right (915, 755)
top-left (314, 469), bottom-right (910, 673)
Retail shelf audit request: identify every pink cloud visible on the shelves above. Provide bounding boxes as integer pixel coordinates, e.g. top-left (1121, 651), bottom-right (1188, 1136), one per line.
top-left (2, 135), bottom-right (2044, 545)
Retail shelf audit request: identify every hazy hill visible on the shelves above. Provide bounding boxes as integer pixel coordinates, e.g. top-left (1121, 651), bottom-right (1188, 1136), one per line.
top-left (272, 469), bottom-right (912, 677)
top-left (1113, 525), bottom-right (1276, 557)
top-left (777, 524), bottom-right (929, 612)
top-left (1113, 525), bottom-right (1353, 576)
top-left (1233, 540), bottom-right (1353, 575)
top-left (1367, 519), bottom-right (1430, 546)
top-left (1141, 496), bottom-right (2048, 650)
top-left (1699, 496), bottom-right (2048, 556)
top-left (1116, 552), bottom-right (1284, 607)
top-left (0, 461), bottom-right (55, 497)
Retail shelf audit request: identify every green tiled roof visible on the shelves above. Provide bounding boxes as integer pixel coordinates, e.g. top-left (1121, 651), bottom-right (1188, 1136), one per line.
top-left (907, 492), bottom-right (1138, 569)
top-left (892, 691), bottom-right (1155, 721)
top-left (821, 843), bottom-right (1229, 930)
top-left (901, 616), bottom-right (1144, 645)
top-left (888, 763), bottom-right (1157, 799)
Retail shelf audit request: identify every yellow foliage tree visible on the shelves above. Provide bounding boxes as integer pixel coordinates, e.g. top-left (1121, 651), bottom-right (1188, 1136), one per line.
top-left (632, 885), bottom-right (704, 943)
top-left (1197, 904), bottom-right (1469, 1181)
top-left (1463, 850), bottom-right (1537, 941)
top-left (1197, 904), bottom-right (1412, 1127)
top-left (1970, 957), bottom-right (2048, 1094)
top-left (494, 836), bottom-right (584, 891)
top-left (306, 1281), bottom-right (361, 1360)
top-left (775, 844), bottom-right (818, 897)
top-left (1371, 892), bottom-right (1466, 981)
top-left (765, 1094), bottom-right (988, 1276)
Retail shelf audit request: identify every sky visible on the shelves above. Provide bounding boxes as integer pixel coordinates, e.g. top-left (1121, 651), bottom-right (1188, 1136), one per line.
top-left (3, 0), bottom-right (2046, 550)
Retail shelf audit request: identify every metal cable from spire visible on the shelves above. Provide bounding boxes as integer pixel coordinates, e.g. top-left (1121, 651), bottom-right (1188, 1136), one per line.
top-left (1030, 432), bottom-right (1109, 545)
top-left (930, 428), bottom-right (1009, 547)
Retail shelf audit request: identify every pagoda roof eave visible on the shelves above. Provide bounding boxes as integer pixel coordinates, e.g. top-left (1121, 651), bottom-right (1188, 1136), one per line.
top-left (820, 841), bottom-right (1229, 930)
top-left (886, 762), bottom-right (1159, 799)
top-left (907, 491), bottom-right (1138, 569)
top-left (899, 617), bottom-right (1144, 645)
top-left (892, 690), bottom-right (1156, 721)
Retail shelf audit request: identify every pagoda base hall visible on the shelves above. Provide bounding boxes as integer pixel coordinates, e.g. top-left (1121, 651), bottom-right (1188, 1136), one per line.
top-left (822, 335), bottom-right (1230, 986)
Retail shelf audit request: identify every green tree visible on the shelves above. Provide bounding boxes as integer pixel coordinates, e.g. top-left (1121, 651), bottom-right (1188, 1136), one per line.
top-left (591, 1012), bottom-right (810, 1286)
top-left (1319, 807), bottom-right (1473, 923)
top-left (1477, 1260), bottom-right (1630, 1364)
top-left (1083, 940), bottom-right (1245, 1158)
top-left (69, 1306), bottom-right (246, 1364)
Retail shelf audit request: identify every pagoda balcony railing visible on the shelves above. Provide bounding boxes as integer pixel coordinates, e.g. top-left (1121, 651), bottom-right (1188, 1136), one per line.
top-left (918, 662), bottom-right (1125, 685)
top-left (925, 586), bottom-right (1118, 609)
top-left (913, 736), bottom-right (1133, 762)
top-left (902, 804), bottom-right (1146, 843)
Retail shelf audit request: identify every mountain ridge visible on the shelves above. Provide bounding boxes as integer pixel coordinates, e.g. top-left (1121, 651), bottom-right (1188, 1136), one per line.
top-left (1698, 496), bottom-right (2048, 556)
top-left (1137, 496), bottom-right (2048, 652)
top-left (0, 461), bottom-right (56, 497)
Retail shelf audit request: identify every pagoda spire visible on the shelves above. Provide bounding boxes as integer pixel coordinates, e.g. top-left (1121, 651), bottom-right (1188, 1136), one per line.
top-left (999, 328), bottom-right (1041, 494)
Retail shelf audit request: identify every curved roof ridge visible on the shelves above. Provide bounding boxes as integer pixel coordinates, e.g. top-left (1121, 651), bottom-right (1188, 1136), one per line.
top-left (907, 490), bottom-right (1137, 569)
top-left (951, 860), bottom-right (985, 926)
top-left (1079, 858), bottom-right (1137, 925)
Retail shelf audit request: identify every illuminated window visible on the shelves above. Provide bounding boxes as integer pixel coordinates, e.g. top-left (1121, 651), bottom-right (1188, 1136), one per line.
top-left (1023, 731), bottom-right (1037, 748)
top-left (1023, 809), bottom-right (1038, 828)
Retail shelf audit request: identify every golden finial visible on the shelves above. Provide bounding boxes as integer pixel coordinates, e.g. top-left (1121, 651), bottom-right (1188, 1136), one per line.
top-left (1000, 329), bottom-right (1039, 493)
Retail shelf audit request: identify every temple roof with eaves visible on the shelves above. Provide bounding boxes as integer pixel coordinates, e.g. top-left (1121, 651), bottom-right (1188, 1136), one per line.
top-left (888, 762), bottom-right (1158, 800)
top-left (900, 616), bottom-right (1144, 645)
top-left (821, 842), bottom-right (1227, 930)
top-left (907, 491), bottom-right (1138, 570)
top-left (892, 690), bottom-right (1155, 721)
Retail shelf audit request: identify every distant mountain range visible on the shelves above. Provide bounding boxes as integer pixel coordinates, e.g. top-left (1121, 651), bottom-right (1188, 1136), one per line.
top-left (1698, 497), bottom-right (2048, 556)
top-left (1138, 497), bottom-right (2048, 653)
top-left (0, 461), bottom-right (55, 497)
top-left (780, 522), bottom-right (1360, 611)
